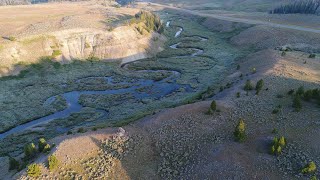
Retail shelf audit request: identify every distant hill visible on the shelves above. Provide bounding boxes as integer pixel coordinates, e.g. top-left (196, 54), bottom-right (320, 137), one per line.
top-left (0, 0), bottom-right (89, 6)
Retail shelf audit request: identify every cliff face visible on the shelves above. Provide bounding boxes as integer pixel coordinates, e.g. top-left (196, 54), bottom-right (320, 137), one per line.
top-left (0, 26), bottom-right (165, 76)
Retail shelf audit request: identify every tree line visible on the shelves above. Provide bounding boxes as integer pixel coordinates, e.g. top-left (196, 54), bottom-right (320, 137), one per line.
top-left (270, 0), bottom-right (320, 15)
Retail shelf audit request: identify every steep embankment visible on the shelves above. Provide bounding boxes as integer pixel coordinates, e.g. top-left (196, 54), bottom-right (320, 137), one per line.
top-left (0, 26), bottom-right (165, 76)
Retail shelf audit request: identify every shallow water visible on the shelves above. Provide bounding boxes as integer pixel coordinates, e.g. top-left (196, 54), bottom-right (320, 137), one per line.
top-left (166, 21), bottom-right (171, 28)
top-left (0, 71), bottom-right (192, 139)
top-left (175, 27), bottom-right (183, 38)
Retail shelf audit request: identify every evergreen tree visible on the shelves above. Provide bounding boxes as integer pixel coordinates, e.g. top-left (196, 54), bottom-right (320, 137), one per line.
top-left (244, 80), bottom-right (254, 91)
top-left (24, 143), bottom-right (37, 159)
top-left (255, 79), bottom-right (264, 95)
top-left (234, 119), bottom-right (246, 142)
top-left (310, 176), bottom-right (317, 180)
top-left (297, 86), bottom-right (305, 96)
top-left (270, 136), bottom-right (287, 155)
top-left (271, 145), bottom-right (276, 155)
top-left (9, 157), bottom-right (19, 170)
top-left (293, 95), bottom-right (302, 111)
top-left (276, 145), bottom-right (282, 155)
top-left (38, 138), bottom-right (47, 152)
top-left (43, 144), bottom-right (51, 153)
top-left (302, 161), bottom-right (317, 174)
top-left (210, 100), bottom-right (217, 111)
top-left (278, 136), bottom-right (286, 147)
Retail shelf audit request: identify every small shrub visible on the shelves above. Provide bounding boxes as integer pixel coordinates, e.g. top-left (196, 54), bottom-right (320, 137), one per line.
top-left (77, 128), bottom-right (86, 133)
top-left (251, 67), bottom-right (256, 74)
top-left (309, 54), bottom-right (316, 58)
top-left (302, 161), bottom-right (317, 174)
top-left (234, 119), bottom-right (246, 142)
top-left (51, 50), bottom-right (62, 58)
top-left (136, 26), bottom-right (144, 35)
top-left (27, 164), bottom-right (41, 178)
top-left (85, 42), bottom-right (91, 48)
top-left (272, 128), bottom-right (278, 134)
top-left (226, 83), bottom-right (232, 89)
top-left (48, 155), bottom-right (59, 171)
top-left (52, 62), bottom-right (61, 69)
top-left (281, 51), bottom-right (286, 56)
top-left (237, 64), bottom-right (240, 70)
top-left (9, 157), bottom-right (20, 170)
top-left (276, 94), bottom-right (284, 98)
top-left (272, 109), bottom-right (280, 114)
top-left (67, 131), bottom-right (72, 135)
top-left (219, 86), bottom-right (224, 92)
top-left (236, 92), bottom-right (240, 98)
top-left (244, 80), bottom-right (254, 91)
top-left (87, 56), bottom-right (100, 62)
top-left (108, 26), bottom-right (115, 32)
top-left (92, 127), bottom-right (98, 131)
top-left (8, 36), bottom-right (16, 41)
top-left (288, 89), bottom-right (295, 95)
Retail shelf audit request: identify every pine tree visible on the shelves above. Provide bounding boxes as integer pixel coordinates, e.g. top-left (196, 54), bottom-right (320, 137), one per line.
top-left (210, 100), bottom-right (217, 111)
top-left (234, 119), bottom-right (246, 142)
top-left (302, 161), bottom-right (317, 174)
top-left (255, 79), bottom-right (264, 95)
top-left (271, 145), bottom-right (276, 155)
top-left (244, 80), bottom-right (254, 91)
top-left (278, 136), bottom-right (286, 147)
top-left (276, 145), bottom-right (282, 155)
top-left (293, 95), bottom-right (302, 111)
top-left (9, 157), bottom-right (19, 170)
top-left (43, 144), bottom-right (51, 153)
top-left (270, 136), bottom-right (287, 156)
top-left (38, 138), bottom-right (47, 152)
top-left (24, 143), bottom-right (36, 159)
top-left (273, 137), bottom-right (278, 146)
top-left (297, 86), bottom-right (305, 96)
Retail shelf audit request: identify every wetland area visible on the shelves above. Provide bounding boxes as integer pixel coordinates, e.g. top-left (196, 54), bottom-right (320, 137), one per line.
top-left (0, 13), bottom-right (246, 156)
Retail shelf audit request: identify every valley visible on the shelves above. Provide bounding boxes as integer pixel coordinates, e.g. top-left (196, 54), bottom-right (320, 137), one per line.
top-left (0, 0), bottom-right (319, 179)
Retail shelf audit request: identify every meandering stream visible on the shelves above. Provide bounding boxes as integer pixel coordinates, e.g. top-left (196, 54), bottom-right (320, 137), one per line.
top-left (0, 21), bottom-right (208, 139)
